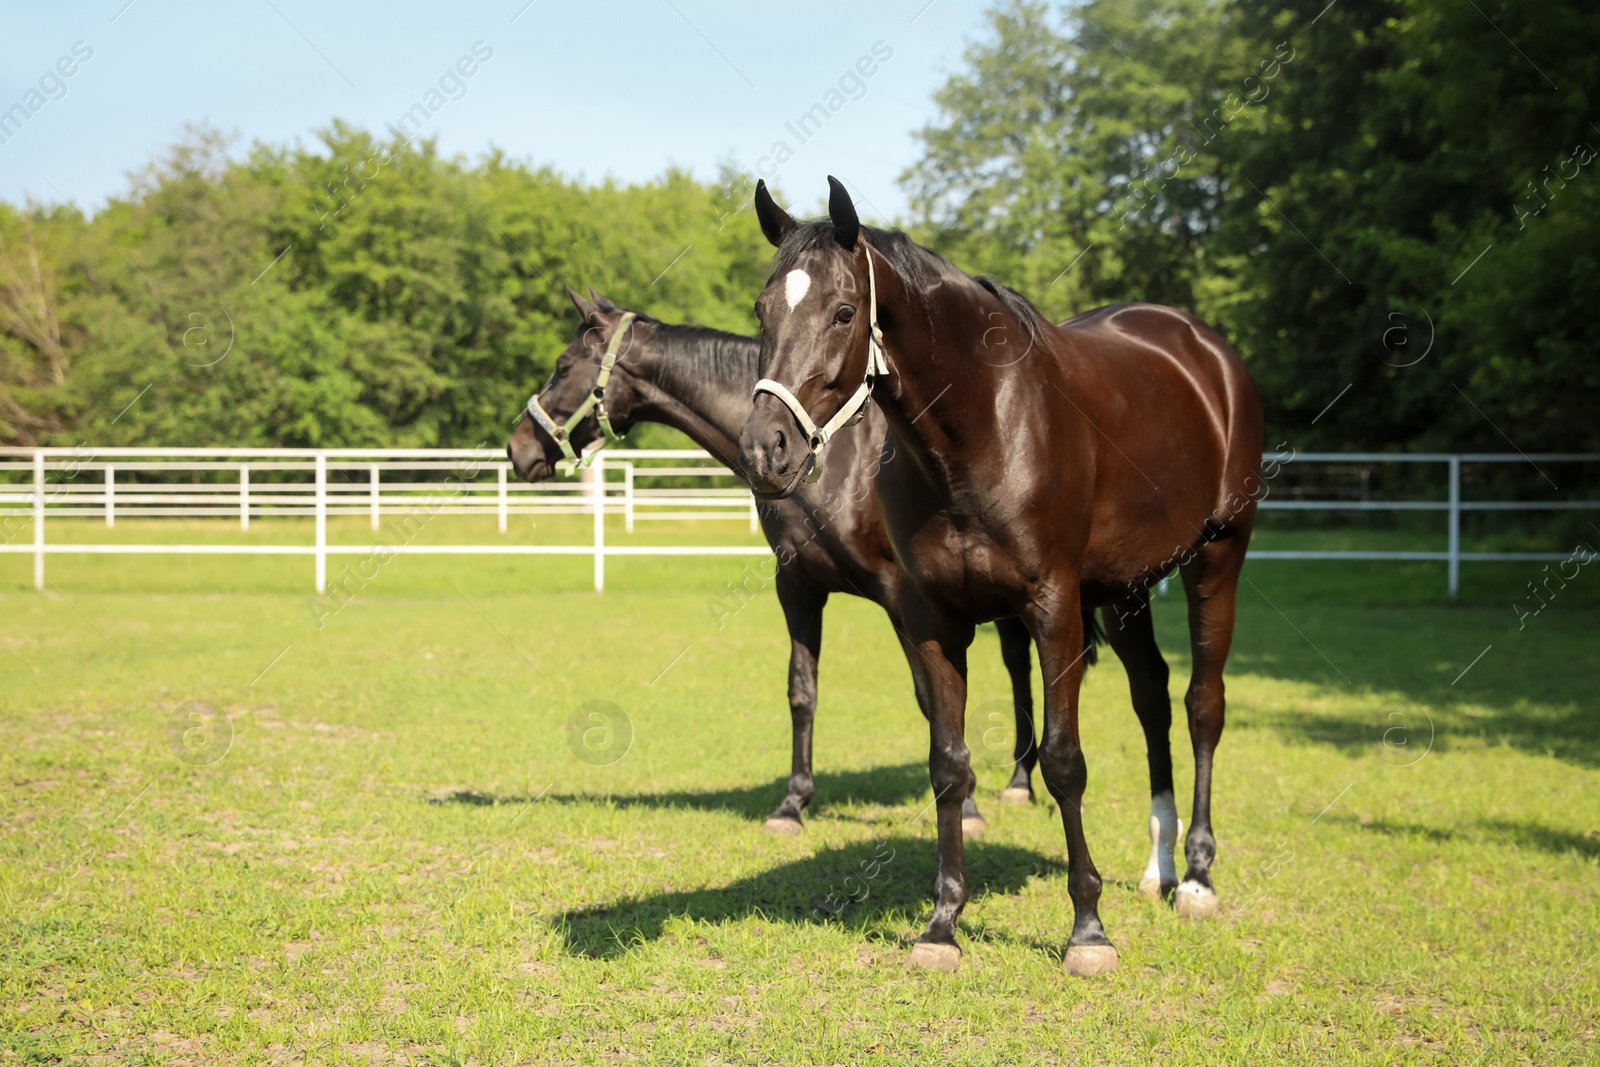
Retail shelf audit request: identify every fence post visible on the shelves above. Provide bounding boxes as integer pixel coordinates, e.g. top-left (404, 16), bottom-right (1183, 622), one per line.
top-left (33, 449), bottom-right (44, 591)
top-left (625, 463), bottom-right (635, 533)
top-left (315, 453), bottom-right (327, 595)
top-left (239, 464), bottom-right (249, 531)
top-left (369, 464), bottom-right (380, 532)
top-left (592, 455), bottom-right (605, 593)
top-left (105, 464), bottom-right (115, 528)
top-left (1447, 455), bottom-right (1461, 599)
top-left (498, 463), bottom-right (508, 534)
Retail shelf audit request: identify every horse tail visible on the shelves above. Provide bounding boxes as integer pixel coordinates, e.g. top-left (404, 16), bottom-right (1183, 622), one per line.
top-left (1082, 609), bottom-right (1107, 668)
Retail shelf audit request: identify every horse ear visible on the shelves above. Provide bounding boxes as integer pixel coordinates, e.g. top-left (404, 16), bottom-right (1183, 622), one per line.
top-left (826, 176), bottom-right (859, 251)
top-left (754, 180), bottom-right (797, 247)
top-left (567, 284), bottom-right (601, 322)
top-left (588, 287), bottom-right (621, 312)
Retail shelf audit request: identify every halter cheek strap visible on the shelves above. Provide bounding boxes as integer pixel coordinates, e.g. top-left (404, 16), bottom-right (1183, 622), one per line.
top-left (525, 311), bottom-right (637, 476)
top-left (750, 242), bottom-right (888, 484)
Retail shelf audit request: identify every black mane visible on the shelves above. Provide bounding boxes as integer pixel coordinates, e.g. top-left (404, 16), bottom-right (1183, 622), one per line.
top-left (772, 222), bottom-right (945, 292)
top-left (636, 314), bottom-right (760, 397)
top-left (771, 221), bottom-right (1055, 346)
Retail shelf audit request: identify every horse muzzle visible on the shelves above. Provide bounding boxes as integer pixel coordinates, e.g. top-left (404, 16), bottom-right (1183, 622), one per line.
top-left (739, 400), bottom-right (814, 499)
top-left (507, 421), bottom-right (553, 484)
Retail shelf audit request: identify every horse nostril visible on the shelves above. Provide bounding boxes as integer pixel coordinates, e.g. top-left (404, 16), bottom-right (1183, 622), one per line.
top-left (773, 428), bottom-right (786, 455)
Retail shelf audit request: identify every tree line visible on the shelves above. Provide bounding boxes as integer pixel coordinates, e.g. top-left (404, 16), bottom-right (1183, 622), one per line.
top-left (2, 0), bottom-right (1595, 456)
top-left (904, 0), bottom-right (1598, 455)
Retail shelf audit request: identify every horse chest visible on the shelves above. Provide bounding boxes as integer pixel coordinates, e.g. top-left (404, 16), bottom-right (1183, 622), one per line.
top-left (893, 512), bottom-right (1018, 610)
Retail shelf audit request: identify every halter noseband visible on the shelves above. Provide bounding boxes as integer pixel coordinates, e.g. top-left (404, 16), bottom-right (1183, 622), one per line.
top-left (525, 311), bottom-right (637, 476)
top-left (750, 241), bottom-right (888, 484)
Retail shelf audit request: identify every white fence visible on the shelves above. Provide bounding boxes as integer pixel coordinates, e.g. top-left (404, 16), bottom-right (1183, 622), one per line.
top-left (1, 447), bottom-right (1595, 594)
top-left (0, 448), bottom-right (765, 594)
top-left (1247, 452), bottom-right (1599, 595)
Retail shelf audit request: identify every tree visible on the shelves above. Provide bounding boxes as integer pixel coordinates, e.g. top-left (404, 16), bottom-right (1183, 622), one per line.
top-left (903, 0), bottom-right (1600, 453)
top-left (0, 123), bottom-right (774, 450)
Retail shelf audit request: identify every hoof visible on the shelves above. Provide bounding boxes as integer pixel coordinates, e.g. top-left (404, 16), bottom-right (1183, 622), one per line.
top-left (762, 817), bottom-right (803, 836)
top-left (1173, 880), bottom-right (1219, 920)
top-left (909, 941), bottom-right (961, 972)
top-left (1137, 877), bottom-right (1177, 902)
top-left (961, 816), bottom-right (987, 838)
top-left (1063, 943), bottom-right (1119, 977)
top-left (998, 787), bottom-right (1033, 806)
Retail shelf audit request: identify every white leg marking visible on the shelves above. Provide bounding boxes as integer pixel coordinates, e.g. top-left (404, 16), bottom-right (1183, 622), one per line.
top-left (1142, 790), bottom-right (1180, 888)
top-left (784, 268), bottom-right (811, 310)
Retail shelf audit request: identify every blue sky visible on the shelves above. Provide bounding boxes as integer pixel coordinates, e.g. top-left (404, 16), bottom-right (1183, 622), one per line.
top-left (0, 0), bottom-right (998, 222)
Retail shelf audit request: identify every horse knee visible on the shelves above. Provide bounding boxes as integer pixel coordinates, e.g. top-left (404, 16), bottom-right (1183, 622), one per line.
top-left (1184, 681), bottom-right (1225, 735)
top-left (1037, 735), bottom-right (1087, 798)
top-left (928, 739), bottom-right (972, 798)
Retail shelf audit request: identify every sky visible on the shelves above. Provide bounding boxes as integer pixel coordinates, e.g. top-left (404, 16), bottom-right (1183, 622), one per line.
top-left (0, 0), bottom-right (998, 223)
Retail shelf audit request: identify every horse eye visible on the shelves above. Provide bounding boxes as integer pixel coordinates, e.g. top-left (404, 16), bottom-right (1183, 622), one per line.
top-left (834, 305), bottom-right (856, 325)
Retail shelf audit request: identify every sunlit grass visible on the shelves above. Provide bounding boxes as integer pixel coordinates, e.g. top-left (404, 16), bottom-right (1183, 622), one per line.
top-left (1, 519), bottom-right (1596, 1064)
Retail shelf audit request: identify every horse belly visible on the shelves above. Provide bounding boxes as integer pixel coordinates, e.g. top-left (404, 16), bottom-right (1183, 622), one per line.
top-left (1074, 441), bottom-right (1230, 592)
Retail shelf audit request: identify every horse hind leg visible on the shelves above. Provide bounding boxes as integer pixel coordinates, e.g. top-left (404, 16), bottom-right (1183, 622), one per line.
top-left (1173, 534), bottom-right (1249, 919)
top-left (995, 616), bottom-right (1037, 806)
top-left (1103, 594), bottom-right (1179, 901)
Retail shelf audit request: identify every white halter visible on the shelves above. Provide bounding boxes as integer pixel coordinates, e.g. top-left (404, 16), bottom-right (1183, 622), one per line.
top-left (751, 241), bottom-right (889, 484)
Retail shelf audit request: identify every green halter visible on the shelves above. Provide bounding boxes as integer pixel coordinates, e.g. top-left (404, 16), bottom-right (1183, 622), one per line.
top-left (525, 312), bottom-right (637, 476)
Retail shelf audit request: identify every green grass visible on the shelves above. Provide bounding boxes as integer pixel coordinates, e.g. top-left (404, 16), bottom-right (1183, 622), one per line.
top-left (2, 518), bottom-right (1597, 1064)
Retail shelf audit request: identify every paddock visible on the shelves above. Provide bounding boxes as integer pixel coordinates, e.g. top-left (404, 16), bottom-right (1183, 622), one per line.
top-left (2, 497), bottom-right (1596, 1063)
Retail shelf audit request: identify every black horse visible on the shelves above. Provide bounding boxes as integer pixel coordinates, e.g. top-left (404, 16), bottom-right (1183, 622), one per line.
top-left (507, 287), bottom-right (1047, 836)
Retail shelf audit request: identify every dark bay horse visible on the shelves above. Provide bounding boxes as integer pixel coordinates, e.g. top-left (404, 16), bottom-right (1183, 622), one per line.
top-left (507, 287), bottom-right (1050, 835)
top-left (738, 178), bottom-right (1263, 975)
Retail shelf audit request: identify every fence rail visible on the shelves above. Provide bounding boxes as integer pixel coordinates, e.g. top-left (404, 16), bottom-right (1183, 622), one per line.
top-left (2, 447), bottom-right (1595, 594)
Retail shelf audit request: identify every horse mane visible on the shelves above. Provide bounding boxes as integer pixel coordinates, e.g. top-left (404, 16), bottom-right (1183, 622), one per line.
top-left (973, 276), bottom-right (1055, 347)
top-left (772, 221), bottom-right (1055, 347)
top-left (623, 311), bottom-right (759, 397)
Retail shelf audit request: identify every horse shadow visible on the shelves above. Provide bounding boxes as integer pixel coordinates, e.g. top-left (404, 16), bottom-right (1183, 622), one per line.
top-left (551, 835), bottom-right (1062, 959)
top-left (1320, 813), bottom-right (1600, 861)
top-left (1150, 593), bottom-right (1600, 769)
top-left (435, 762), bottom-right (933, 823)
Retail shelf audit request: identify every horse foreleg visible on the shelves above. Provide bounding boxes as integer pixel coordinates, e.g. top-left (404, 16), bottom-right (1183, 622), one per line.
top-left (1030, 595), bottom-right (1118, 977)
top-left (897, 620), bottom-right (986, 839)
top-left (765, 573), bottom-right (826, 834)
top-left (901, 590), bottom-right (975, 972)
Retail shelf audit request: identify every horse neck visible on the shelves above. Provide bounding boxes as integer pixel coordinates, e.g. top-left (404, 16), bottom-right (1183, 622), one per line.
top-left (872, 262), bottom-right (1006, 485)
top-left (630, 325), bottom-right (760, 472)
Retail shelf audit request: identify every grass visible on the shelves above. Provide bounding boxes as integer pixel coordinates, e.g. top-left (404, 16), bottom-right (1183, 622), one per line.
top-left (1, 516), bottom-right (1597, 1064)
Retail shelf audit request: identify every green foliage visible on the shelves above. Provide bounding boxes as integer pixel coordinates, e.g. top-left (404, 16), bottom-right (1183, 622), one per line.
top-left (0, 124), bottom-right (770, 448)
top-left (6, 1), bottom-right (1599, 456)
top-left (905, 0), bottom-right (1600, 452)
